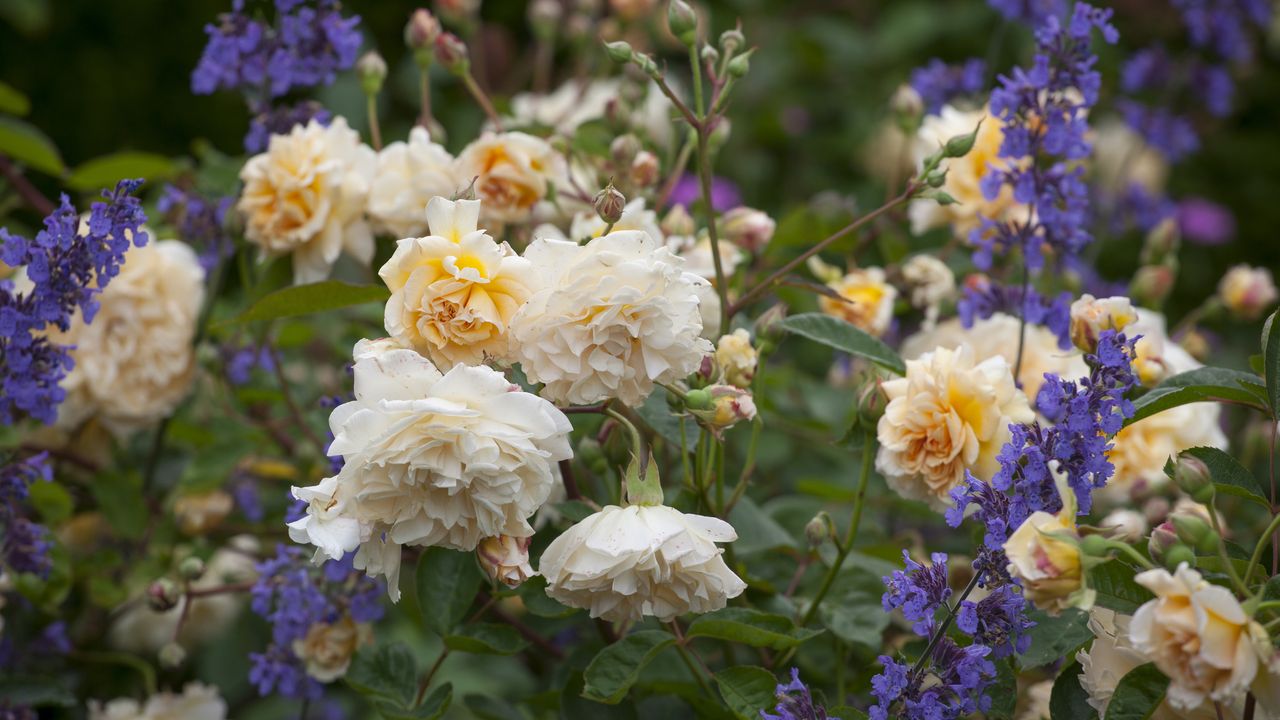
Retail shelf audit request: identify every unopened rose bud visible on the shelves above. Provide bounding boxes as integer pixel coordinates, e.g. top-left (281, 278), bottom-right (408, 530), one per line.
top-left (1178, 328), bottom-right (1211, 362)
top-left (1170, 514), bottom-right (1216, 555)
top-left (437, 0), bottom-right (480, 21)
top-left (719, 27), bottom-right (745, 55)
top-left (477, 535), bottom-right (535, 588)
top-left (1069, 294), bottom-right (1137, 353)
top-left (1100, 509), bottom-right (1148, 543)
top-left (714, 328), bottom-right (757, 388)
top-left (1130, 264), bottom-right (1175, 308)
top-left (684, 388), bottom-right (712, 410)
top-left (1163, 543), bottom-right (1196, 571)
top-left (1140, 217), bottom-right (1180, 265)
top-left (855, 373), bottom-right (887, 428)
top-left (577, 437), bottom-right (608, 475)
top-left (1172, 454), bottom-right (1214, 503)
top-left (753, 303), bottom-right (788, 347)
top-left (357, 51), bottom-right (388, 95)
top-left (700, 45), bottom-right (720, 67)
top-left (943, 122), bottom-right (981, 158)
top-left (804, 512), bottom-right (832, 548)
top-left (924, 169), bottom-right (947, 188)
top-left (703, 385), bottom-right (757, 431)
top-left (662, 204), bottom-right (696, 238)
top-left (594, 184), bottom-right (626, 226)
top-left (726, 49), bottom-right (752, 78)
top-left (720, 207), bottom-right (775, 254)
top-left (1218, 264), bottom-right (1278, 320)
top-left (630, 150), bottom-right (659, 187)
top-left (1078, 533), bottom-right (1112, 559)
top-left (147, 578), bottom-right (183, 612)
top-left (159, 642), bottom-right (187, 668)
top-left (890, 84), bottom-right (924, 129)
top-left (1147, 521), bottom-right (1179, 564)
top-left (528, 0), bottom-right (562, 38)
top-left (405, 9), bottom-right (442, 51)
top-left (667, 0), bottom-right (697, 45)
top-left (435, 33), bottom-right (470, 74)
top-left (610, 134), bottom-right (641, 166)
top-left (604, 40), bottom-right (634, 64)
top-left (178, 556), bottom-right (206, 582)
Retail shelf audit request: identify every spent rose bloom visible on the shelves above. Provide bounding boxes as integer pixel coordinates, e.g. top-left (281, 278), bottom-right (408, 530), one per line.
top-left (1004, 470), bottom-right (1092, 614)
top-left (818, 267), bottom-right (898, 338)
top-left (238, 117), bottom-right (376, 284)
top-left (539, 504), bottom-right (746, 623)
top-left (367, 126), bottom-right (460, 238)
top-left (876, 345), bottom-right (1034, 508)
top-left (1218, 264), bottom-right (1278, 320)
top-left (288, 339), bottom-right (572, 600)
top-left (89, 682), bottom-right (227, 720)
top-left (292, 613), bottom-right (373, 682)
top-left (453, 131), bottom-right (564, 225)
top-left (1070, 294), bottom-right (1138, 353)
top-left (477, 534), bottom-right (535, 587)
top-left (715, 328), bottom-right (757, 387)
top-left (908, 105), bottom-right (1020, 237)
top-left (52, 239), bottom-right (205, 436)
top-left (378, 197), bottom-right (537, 367)
top-left (1131, 564), bottom-right (1272, 710)
top-left (510, 231), bottom-right (712, 406)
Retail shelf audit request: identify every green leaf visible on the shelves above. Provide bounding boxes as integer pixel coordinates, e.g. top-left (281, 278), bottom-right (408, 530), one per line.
top-left (1126, 367), bottom-right (1267, 427)
top-left (226, 280), bottom-right (389, 325)
top-left (66, 152), bottom-right (179, 192)
top-left (0, 81), bottom-right (31, 116)
top-left (816, 566), bottom-right (890, 650)
top-left (1104, 663), bottom-right (1168, 720)
top-left (27, 480), bottom-right (72, 523)
top-left (561, 672), bottom-right (638, 720)
top-left (828, 708), bottom-right (870, 720)
top-left (1020, 608), bottom-right (1093, 669)
top-left (778, 313), bottom-right (906, 375)
top-left (1164, 446), bottom-right (1268, 509)
top-left (445, 623), bottom-right (529, 655)
top-left (345, 643), bottom-right (418, 709)
top-left (464, 693), bottom-right (526, 720)
top-left (89, 472), bottom-right (146, 540)
top-left (582, 629), bottom-right (675, 704)
top-left (518, 575), bottom-right (579, 618)
top-left (727, 497), bottom-right (794, 555)
top-left (1264, 310), bottom-right (1280, 417)
top-left (636, 390), bottom-right (698, 450)
top-left (0, 116), bottom-right (64, 175)
top-left (415, 547), bottom-right (482, 637)
top-left (1049, 658), bottom-right (1098, 720)
top-left (375, 683), bottom-right (452, 720)
top-left (0, 675), bottom-right (75, 707)
top-left (714, 666), bottom-right (778, 720)
top-left (1090, 561), bottom-right (1155, 614)
top-left (987, 660), bottom-right (1017, 720)
top-left (553, 499), bottom-right (597, 523)
top-left (687, 607), bottom-right (824, 650)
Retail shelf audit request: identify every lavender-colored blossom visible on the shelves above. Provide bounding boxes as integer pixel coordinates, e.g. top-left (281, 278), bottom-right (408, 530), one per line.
top-left (245, 100), bottom-right (331, 153)
top-left (910, 59), bottom-right (987, 114)
top-left (760, 668), bottom-right (840, 720)
top-left (956, 584), bottom-right (1033, 658)
top-left (0, 453), bottom-right (53, 578)
top-left (958, 276), bottom-right (1072, 350)
top-left (225, 343), bottom-right (276, 386)
top-left (667, 173), bottom-right (741, 212)
top-left (1177, 197), bottom-right (1236, 245)
top-left (870, 639), bottom-right (996, 720)
top-left (882, 550), bottom-right (951, 636)
top-left (1172, 0), bottom-right (1270, 63)
top-left (987, 0), bottom-right (1067, 26)
top-left (158, 184), bottom-right (234, 271)
top-left (0, 180), bottom-right (148, 425)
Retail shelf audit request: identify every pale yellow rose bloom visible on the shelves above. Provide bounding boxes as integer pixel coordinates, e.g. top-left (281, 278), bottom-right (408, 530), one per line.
top-left (819, 267), bottom-right (898, 338)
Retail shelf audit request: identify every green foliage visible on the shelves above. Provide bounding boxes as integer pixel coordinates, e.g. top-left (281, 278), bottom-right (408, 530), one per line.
top-left (686, 607), bottom-right (823, 650)
top-left (1090, 561), bottom-right (1156, 614)
top-left (1019, 609), bottom-right (1093, 669)
top-left (777, 313), bottom-right (906, 375)
top-left (227, 280), bottom-right (390, 325)
top-left (1103, 663), bottom-right (1168, 720)
top-left (66, 151), bottom-right (180, 192)
top-left (1163, 446), bottom-right (1269, 509)
top-left (444, 623), bottom-right (529, 656)
top-left (0, 81), bottom-right (30, 116)
top-left (415, 548), bottom-right (482, 637)
top-left (714, 666), bottom-right (778, 720)
top-left (0, 115), bottom-right (63, 175)
top-left (582, 629), bottom-right (675, 704)
top-left (1049, 658), bottom-right (1099, 720)
top-left (1126, 367), bottom-right (1268, 426)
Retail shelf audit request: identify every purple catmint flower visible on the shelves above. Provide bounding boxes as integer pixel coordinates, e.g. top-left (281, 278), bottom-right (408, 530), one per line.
top-left (987, 0), bottom-right (1067, 26)
top-left (882, 550), bottom-right (951, 636)
top-left (761, 668), bottom-right (840, 720)
top-left (158, 184), bottom-right (234, 271)
top-left (957, 275), bottom-right (1072, 349)
top-left (1177, 197), bottom-right (1236, 245)
top-left (870, 639), bottom-right (997, 720)
top-left (244, 100), bottom-right (331, 153)
top-left (1171, 0), bottom-right (1270, 63)
top-left (910, 58), bottom-right (987, 114)
top-left (0, 453), bottom-right (53, 578)
top-left (956, 585), bottom-right (1033, 658)
top-left (667, 173), bottom-right (742, 213)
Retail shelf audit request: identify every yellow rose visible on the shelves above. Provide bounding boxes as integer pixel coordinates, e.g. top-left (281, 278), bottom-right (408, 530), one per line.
top-left (453, 131), bottom-right (563, 225)
top-left (876, 345), bottom-right (1034, 508)
top-left (819, 267), bottom-right (897, 338)
top-left (1004, 481), bottom-right (1091, 614)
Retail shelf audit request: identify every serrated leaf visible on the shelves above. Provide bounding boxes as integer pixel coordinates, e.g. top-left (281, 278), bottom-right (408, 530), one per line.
top-left (66, 152), bottom-right (179, 192)
top-left (1090, 561), bottom-right (1155, 614)
top-left (582, 629), bottom-right (675, 704)
top-left (416, 548), bottom-right (482, 636)
top-left (1104, 663), bottom-right (1167, 720)
top-left (687, 607), bottom-right (823, 650)
top-left (1165, 446), bottom-right (1268, 509)
top-left (816, 566), bottom-right (889, 650)
top-left (714, 666), bottom-right (777, 720)
top-left (778, 313), bottom-right (905, 375)
top-left (1126, 367), bottom-right (1267, 427)
top-left (0, 81), bottom-right (30, 116)
top-left (227, 280), bottom-right (389, 325)
top-left (0, 116), bottom-right (64, 175)
top-left (445, 623), bottom-right (529, 655)
top-left (636, 390), bottom-right (698, 450)
top-left (1049, 658), bottom-right (1098, 720)
top-left (1020, 608), bottom-right (1092, 669)
top-left (345, 643), bottom-right (418, 709)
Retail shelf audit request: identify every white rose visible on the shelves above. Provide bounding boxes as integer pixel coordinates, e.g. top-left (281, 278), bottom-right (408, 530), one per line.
top-left (876, 345), bottom-right (1034, 509)
top-left (670, 235), bottom-right (748, 283)
top-left (288, 339), bottom-right (572, 600)
top-left (368, 126), bottom-right (460, 238)
top-left (238, 117), bottom-right (376, 284)
top-left (566, 197), bottom-right (665, 244)
top-left (89, 682), bottom-right (226, 720)
top-left (901, 313), bottom-right (1088, 400)
top-left (720, 207), bottom-right (776, 254)
top-left (54, 239), bottom-right (205, 436)
top-left (1100, 509), bottom-right (1149, 543)
top-left (453, 131), bottom-right (564, 225)
top-left (908, 105), bottom-right (1022, 237)
top-left (818, 267), bottom-right (898, 338)
top-left (510, 231), bottom-right (712, 406)
top-left (378, 197), bottom-right (537, 367)
top-left (507, 78), bottom-right (674, 146)
top-left (538, 504), bottom-right (746, 623)
top-left (901, 254), bottom-right (956, 328)
top-left (1131, 564), bottom-right (1272, 710)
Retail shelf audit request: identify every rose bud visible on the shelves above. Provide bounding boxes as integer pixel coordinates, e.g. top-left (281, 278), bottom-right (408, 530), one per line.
top-left (1069, 294), bottom-right (1137, 353)
top-left (1218, 264), bottom-right (1278, 320)
top-left (477, 535), bottom-right (535, 588)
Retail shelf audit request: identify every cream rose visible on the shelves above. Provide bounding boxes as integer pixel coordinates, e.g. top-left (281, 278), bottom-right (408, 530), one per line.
top-left (876, 345), bottom-right (1034, 508)
top-left (715, 328), bottom-right (757, 388)
top-left (510, 231), bottom-right (712, 406)
top-left (818, 267), bottom-right (898, 338)
top-left (1069, 294), bottom-right (1138, 352)
top-left (567, 197), bottom-right (665, 244)
top-left (538, 504), bottom-right (746, 623)
top-left (908, 105), bottom-right (1020, 237)
top-left (238, 117), bottom-right (376, 284)
top-left (1131, 564), bottom-right (1271, 710)
top-left (453, 131), bottom-right (564, 225)
top-left (1218, 264), bottom-right (1278, 321)
top-left (368, 126), bottom-right (460, 238)
top-left (53, 239), bottom-right (205, 436)
top-left (901, 254), bottom-right (956, 328)
top-left (378, 197), bottom-right (536, 367)
top-left (292, 613), bottom-right (373, 682)
top-left (507, 78), bottom-right (675, 146)
top-left (477, 534), bottom-right (535, 587)
top-left (670, 235), bottom-right (748, 283)
top-left (89, 682), bottom-right (226, 720)
top-left (901, 313), bottom-right (1087, 399)
top-left (1004, 477), bottom-right (1091, 614)
top-left (288, 339), bottom-right (572, 600)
